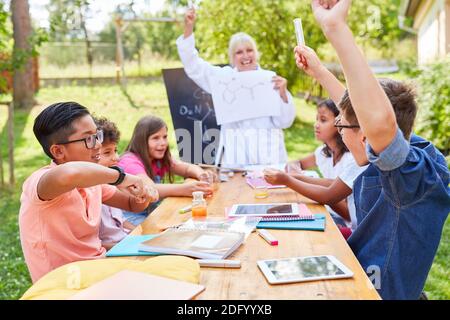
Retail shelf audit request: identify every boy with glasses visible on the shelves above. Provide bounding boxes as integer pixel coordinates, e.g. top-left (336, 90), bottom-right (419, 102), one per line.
top-left (19, 102), bottom-right (159, 282)
top-left (294, 0), bottom-right (449, 299)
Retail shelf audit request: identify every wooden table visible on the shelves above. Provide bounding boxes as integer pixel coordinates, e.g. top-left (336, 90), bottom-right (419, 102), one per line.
top-left (128, 175), bottom-right (380, 300)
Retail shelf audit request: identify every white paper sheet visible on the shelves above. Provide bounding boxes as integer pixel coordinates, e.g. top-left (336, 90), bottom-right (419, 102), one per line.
top-left (210, 70), bottom-right (281, 125)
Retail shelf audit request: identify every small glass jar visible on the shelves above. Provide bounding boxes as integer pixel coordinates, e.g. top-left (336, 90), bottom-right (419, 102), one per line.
top-left (191, 191), bottom-right (207, 218)
top-left (254, 185), bottom-right (269, 199)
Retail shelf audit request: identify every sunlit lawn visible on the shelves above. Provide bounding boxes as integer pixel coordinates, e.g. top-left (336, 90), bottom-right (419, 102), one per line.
top-left (0, 81), bottom-right (448, 300)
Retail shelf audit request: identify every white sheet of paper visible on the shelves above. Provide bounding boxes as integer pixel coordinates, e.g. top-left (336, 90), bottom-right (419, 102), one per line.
top-left (210, 70), bottom-right (281, 125)
top-left (191, 235), bottom-right (222, 249)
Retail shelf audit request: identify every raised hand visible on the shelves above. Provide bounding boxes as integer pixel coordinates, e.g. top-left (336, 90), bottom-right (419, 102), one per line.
top-left (294, 45), bottom-right (325, 79)
top-left (311, 0), bottom-right (352, 34)
top-left (184, 7), bottom-right (196, 38)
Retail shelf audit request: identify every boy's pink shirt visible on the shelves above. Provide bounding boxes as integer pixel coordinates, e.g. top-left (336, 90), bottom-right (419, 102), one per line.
top-left (19, 162), bottom-right (117, 283)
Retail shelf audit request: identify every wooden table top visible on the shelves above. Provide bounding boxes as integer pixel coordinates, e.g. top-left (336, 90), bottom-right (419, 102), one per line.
top-left (128, 175), bottom-right (380, 300)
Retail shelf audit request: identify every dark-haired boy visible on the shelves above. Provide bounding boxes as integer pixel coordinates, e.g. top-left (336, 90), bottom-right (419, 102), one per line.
top-left (302, 0), bottom-right (450, 299)
top-left (19, 102), bottom-right (159, 282)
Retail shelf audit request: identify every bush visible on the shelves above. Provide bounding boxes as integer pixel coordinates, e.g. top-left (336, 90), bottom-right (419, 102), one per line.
top-left (415, 56), bottom-right (450, 155)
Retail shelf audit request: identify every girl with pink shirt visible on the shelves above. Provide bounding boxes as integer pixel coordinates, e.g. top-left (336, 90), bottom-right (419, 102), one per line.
top-left (118, 115), bottom-right (213, 225)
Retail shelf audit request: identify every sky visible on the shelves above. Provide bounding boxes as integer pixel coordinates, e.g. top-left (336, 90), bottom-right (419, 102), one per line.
top-left (28, 0), bottom-right (166, 33)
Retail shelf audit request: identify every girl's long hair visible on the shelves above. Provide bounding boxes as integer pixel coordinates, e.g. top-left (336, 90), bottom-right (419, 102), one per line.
top-left (319, 99), bottom-right (348, 161)
top-left (125, 116), bottom-right (174, 183)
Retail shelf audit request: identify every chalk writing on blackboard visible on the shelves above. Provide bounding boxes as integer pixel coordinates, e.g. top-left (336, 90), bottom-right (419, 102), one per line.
top-left (163, 68), bottom-right (221, 165)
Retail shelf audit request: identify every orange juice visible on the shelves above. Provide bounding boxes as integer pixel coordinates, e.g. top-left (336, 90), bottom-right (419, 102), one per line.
top-left (192, 206), bottom-right (207, 218)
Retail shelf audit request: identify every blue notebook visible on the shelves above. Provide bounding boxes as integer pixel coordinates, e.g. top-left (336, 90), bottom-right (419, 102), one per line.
top-left (256, 214), bottom-right (326, 231)
top-left (106, 234), bottom-right (162, 257)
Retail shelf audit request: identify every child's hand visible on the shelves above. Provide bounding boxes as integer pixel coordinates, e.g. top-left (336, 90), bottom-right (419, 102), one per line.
top-left (198, 170), bottom-right (215, 184)
top-left (311, 0), bottom-right (351, 34)
top-left (145, 184), bottom-right (159, 202)
top-left (184, 180), bottom-right (213, 196)
top-left (285, 160), bottom-right (303, 174)
top-left (272, 76), bottom-right (288, 103)
top-left (133, 184), bottom-right (159, 204)
top-left (117, 174), bottom-right (145, 198)
top-left (263, 169), bottom-right (289, 185)
top-left (294, 45), bottom-right (326, 79)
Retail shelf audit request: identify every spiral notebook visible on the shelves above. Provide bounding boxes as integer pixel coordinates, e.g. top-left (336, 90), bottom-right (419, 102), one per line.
top-left (225, 203), bottom-right (314, 222)
top-left (257, 214), bottom-right (326, 231)
top-left (260, 203), bottom-right (313, 221)
top-left (138, 228), bottom-right (245, 259)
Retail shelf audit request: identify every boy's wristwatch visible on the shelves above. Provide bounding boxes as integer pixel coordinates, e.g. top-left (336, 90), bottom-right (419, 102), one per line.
top-left (109, 165), bottom-right (126, 186)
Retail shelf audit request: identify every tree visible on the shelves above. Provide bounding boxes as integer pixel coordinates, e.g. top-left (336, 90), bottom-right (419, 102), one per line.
top-left (0, 2), bottom-right (13, 93)
top-left (47, 0), bottom-right (94, 78)
top-left (11, 0), bottom-right (35, 109)
top-left (144, 9), bottom-right (182, 60)
top-left (415, 56), bottom-right (450, 155)
top-left (193, 0), bottom-right (406, 91)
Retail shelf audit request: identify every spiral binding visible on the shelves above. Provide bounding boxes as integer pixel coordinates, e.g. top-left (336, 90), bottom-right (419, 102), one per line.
top-left (260, 215), bottom-right (314, 222)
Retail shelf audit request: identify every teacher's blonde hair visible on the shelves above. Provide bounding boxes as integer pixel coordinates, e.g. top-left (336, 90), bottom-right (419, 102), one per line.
top-left (228, 32), bottom-right (260, 67)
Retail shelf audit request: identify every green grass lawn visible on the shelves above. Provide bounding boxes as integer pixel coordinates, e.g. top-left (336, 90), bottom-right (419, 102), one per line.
top-left (0, 81), bottom-right (448, 300)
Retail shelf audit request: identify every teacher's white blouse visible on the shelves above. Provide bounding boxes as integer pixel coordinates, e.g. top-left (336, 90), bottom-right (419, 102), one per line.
top-left (176, 34), bottom-right (296, 167)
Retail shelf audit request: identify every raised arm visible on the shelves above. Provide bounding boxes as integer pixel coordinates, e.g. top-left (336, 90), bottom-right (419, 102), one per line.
top-left (294, 45), bottom-right (345, 106)
top-left (311, 0), bottom-right (397, 154)
top-left (183, 7), bottom-right (195, 39)
top-left (177, 7), bottom-right (222, 93)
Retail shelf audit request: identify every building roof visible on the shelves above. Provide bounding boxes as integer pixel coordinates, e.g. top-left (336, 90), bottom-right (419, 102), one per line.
top-left (400, 0), bottom-right (422, 17)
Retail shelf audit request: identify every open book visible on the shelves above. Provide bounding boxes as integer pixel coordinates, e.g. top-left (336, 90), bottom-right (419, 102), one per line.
top-left (138, 228), bottom-right (245, 260)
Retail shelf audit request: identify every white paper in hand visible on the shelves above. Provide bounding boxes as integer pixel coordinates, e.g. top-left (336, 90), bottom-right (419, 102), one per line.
top-left (210, 69), bottom-right (281, 125)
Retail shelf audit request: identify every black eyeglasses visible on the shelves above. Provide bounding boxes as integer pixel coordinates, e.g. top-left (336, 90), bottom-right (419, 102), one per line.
top-left (58, 130), bottom-right (103, 149)
top-left (334, 117), bottom-right (360, 134)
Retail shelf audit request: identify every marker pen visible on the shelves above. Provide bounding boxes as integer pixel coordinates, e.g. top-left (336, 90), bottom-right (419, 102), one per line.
top-left (197, 259), bottom-right (241, 268)
top-left (178, 204), bottom-right (192, 214)
top-left (257, 229), bottom-right (278, 246)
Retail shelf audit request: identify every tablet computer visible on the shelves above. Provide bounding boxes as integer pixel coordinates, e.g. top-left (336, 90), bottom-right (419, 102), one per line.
top-left (257, 255), bottom-right (353, 284)
top-left (228, 203), bottom-right (299, 218)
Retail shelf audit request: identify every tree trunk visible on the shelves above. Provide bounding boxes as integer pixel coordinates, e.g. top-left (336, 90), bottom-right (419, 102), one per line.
top-left (79, 7), bottom-right (93, 81)
top-left (11, 0), bottom-right (35, 109)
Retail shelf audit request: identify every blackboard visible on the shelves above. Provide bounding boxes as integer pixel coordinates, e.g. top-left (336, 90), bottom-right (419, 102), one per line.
top-left (162, 68), bottom-right (221, 165)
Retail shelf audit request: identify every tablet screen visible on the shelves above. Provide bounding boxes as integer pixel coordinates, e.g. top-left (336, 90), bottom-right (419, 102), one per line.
top-left (234, 204), bottom-right (294, 215)
top-left (262, 256), bottom-right (346, 281)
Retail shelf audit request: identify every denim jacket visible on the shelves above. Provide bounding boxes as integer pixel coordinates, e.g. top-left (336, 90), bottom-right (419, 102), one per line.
top-left (348, 130), bottom-right (450, 300)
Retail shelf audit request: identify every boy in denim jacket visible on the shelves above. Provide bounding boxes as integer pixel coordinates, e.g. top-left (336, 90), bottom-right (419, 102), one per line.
top-left (302, 0), bottom-right (450, 299)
